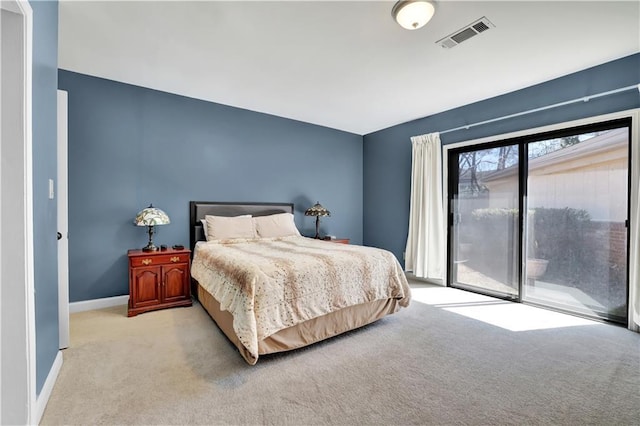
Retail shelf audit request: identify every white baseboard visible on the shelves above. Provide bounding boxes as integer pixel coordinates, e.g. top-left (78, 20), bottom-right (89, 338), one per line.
top-left (35, 350), bottom-right (63, 424)
top-left (69, 295), bottom-right (129, 313)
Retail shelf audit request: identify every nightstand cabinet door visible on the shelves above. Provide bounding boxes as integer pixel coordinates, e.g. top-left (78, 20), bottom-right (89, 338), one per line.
top-left (131, 266), bottom-right (162, 308)
top-left (163, 264), bottom-right (189, 303)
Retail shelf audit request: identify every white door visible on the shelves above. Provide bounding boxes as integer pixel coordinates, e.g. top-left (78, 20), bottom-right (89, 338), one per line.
top-left (57, 90), bottom-right (69, 349)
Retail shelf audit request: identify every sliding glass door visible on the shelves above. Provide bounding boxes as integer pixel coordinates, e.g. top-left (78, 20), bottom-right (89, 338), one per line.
top-left (523, 127), bottom-right (629, 322)
top-left (449, 143), bottom-right (520, 299)
top-left (448, 119), bottom-right (630, 323)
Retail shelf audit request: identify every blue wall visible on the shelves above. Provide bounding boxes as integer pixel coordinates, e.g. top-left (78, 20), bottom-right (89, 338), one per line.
top-left (59, 53), bottom-right (640, 302)
top-left (58, 70), bottom-right (363, 302)
top-left (363, 53), bottom-right (640, 264)
top-left (31, 0), bottom-right (59, 394)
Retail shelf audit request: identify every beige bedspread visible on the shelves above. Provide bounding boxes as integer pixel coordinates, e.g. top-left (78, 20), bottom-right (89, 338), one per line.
top-left (190, 236), bottom-right (410, 361)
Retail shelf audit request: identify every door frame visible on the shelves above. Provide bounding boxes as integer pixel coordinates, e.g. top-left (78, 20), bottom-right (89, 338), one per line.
top-left (443, 108), bottom-right (640, 330)
top-left (0, 0), bottom-right (36, 423)
top-left (57, 90), bottom-right (69, 349)
top-left (446, 140), bottom-right (523, 301)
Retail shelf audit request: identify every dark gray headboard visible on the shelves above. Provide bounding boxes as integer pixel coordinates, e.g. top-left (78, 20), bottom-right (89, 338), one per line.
top-left (189, 201), bottom-right (294, 251)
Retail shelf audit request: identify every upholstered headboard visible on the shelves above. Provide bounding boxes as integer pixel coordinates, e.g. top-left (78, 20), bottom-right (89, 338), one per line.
top-left (189, 201), bottom-right (294, 251)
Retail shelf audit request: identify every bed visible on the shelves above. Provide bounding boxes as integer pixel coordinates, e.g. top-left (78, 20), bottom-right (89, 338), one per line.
top-left (189, 201), bottom-right (411, 365)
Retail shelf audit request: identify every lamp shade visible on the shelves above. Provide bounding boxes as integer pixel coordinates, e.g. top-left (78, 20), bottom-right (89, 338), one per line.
top-left (392, 0), bottom-right (435, 30)
top-left (304, 202), bottom-right (331, 217)
top-left (134, 204), bottom-right (170, 226)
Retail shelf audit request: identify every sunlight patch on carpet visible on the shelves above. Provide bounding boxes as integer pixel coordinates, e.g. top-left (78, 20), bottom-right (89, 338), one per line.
top-left (410, 286), bottom-right (600, 331)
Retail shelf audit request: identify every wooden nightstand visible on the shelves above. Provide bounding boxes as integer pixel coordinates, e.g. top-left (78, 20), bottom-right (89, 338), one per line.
top-left (127, 248), bottom-right (192, 317)
top-left (324, 238), bottom-right (350, 244)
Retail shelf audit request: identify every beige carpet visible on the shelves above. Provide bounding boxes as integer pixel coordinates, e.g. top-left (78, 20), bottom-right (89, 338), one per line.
top-left (40, 284), bottom-right (640, 425)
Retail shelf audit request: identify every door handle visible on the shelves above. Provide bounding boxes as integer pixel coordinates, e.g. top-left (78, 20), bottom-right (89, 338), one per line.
top-left (57, 232), bottom-right (62, 240)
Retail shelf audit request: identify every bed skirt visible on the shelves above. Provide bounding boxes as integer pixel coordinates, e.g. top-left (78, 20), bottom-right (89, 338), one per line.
top-left (197, 283), bottom-right (401, 365)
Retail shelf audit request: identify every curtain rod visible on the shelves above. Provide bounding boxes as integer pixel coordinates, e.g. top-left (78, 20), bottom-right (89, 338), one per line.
top-left (438, 84), bottom-right (640, 136)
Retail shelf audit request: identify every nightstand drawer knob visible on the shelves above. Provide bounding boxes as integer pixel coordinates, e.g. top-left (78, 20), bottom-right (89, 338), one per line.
top-left (142, 259), bottom-right (152, 265)
top-left (170, 256), bottom-right (180, 263)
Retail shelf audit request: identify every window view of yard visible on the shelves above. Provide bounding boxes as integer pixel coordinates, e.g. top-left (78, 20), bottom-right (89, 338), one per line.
top-left (452, 144), bottom-right (519, 298)
top-left (451, 126), bottom-right (629, 323)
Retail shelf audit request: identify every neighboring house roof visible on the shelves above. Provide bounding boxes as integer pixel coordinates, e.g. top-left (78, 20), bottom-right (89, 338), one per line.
top-left (482, 127), bottom-right (628, 181)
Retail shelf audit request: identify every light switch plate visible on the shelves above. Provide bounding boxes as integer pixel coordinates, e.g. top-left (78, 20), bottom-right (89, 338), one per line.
top-left (49, 179), bottom-right (54, 199)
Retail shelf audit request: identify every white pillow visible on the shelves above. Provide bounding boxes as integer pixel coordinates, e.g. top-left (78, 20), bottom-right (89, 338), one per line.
top-left (200, 219), bottom-right (207, 238)
top-left (253, 213), bottom-right (301, 238)
top-left (201, 215), bottom-right (250, 239)
top-left (205, 215), bottom-right (256, 241)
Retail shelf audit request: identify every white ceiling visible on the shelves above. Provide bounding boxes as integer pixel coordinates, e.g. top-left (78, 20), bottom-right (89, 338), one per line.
top-left (58, 1), bottom-right (640, 135)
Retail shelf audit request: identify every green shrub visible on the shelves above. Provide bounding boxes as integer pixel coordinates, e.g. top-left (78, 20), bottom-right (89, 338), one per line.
top-left (528, 207), bottom-right (591, 284)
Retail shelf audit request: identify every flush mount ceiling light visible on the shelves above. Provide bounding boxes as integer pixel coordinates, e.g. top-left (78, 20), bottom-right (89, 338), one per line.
top-left (392, 0), bottom-right (435, 30)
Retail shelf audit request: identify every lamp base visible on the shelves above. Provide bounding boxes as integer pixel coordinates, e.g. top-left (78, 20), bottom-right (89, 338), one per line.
top-left (143, 225), bottom-right (158, 252)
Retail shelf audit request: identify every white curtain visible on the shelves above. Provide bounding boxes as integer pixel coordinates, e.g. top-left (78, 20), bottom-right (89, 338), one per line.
top-left (405, 132), bottom-right (445, 281)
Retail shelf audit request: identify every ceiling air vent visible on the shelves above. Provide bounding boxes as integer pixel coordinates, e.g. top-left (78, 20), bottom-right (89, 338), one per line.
top-left (436, 17), bottom-right (494, 49)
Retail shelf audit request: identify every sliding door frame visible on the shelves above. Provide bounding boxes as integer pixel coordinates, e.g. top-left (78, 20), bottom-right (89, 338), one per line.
top-left (447, 139), bottom-right (525, 301)
top-left (442, 108), bottom-right (639, 329)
